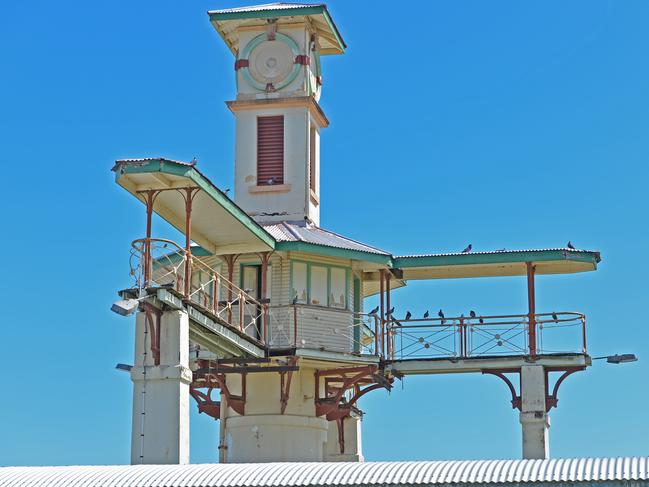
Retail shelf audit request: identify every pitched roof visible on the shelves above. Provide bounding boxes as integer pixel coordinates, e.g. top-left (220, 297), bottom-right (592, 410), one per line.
top-left (264, 221), bottom-right (390, 256)
top-left (2, 458), bottom-right (648, 487)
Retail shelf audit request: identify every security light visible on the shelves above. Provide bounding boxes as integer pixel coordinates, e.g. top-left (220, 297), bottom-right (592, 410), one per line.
top-left (115, 363), bottom-right (133, 372)
top-left (593, 353), bottom-right (638, 364)
top-left (111, 298), bottom-right (140, 316)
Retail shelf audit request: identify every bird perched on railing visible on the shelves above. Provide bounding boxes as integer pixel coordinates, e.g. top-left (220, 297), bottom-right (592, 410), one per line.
top-left (386, 306), bottom-right (395, 317)
top-left (462, 244), bottom-right (472, 253)
top-left (423, 310), bottom-right (429, 319)
top-left (469, 310), bottom-right (477, 318)
top-left (567, 241), bottom-right (575, 250)
top-left (552, 311), bottom-right (559, 322)
top-left (368, 305), bottom-right (379, 315)
top-left (438, 309), bottom-right (445, 324)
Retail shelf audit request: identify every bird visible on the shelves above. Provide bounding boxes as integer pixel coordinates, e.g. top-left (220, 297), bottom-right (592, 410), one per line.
top-left (190, 157), bottom-right (198, 165)
top-left (462, 244), bottom-right (472, 253)
top-left (267, 177), bottom-right (276, 185)
top-left (479, 317), bottom-right (484, 324)
top-left (387, 306), bottom-right (395, 316)
top-left (423, 310), bottom-right (429, 319)
top-left (469, 310), bottom-right (477, 318)
top-left (224, 188), bottom-right (231, 194)
top-left (567, 241), bottom-right (575, 250)
top-left (552, 312), bottom-right (558, 322)
top-left (438, 309), bottom-right (445, 319)
top-left (392, 319), bottom-right (403, 327)
top-left (405, 311), bottom-right (412, 320)
top-left (368, 305), bottom-right (379, 315)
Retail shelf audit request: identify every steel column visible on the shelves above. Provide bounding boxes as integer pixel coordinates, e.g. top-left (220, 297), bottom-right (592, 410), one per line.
top-left (379, 270), bottom-right (385, 357)
top-left (526, 262), bottom-right (537, 356)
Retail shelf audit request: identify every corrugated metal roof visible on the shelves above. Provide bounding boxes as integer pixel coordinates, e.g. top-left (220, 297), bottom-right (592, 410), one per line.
top-left (264, 221), bottom-right (390, 256)
top-left (114, 157), bottom-right (196, 166)
top-left (2, 458), bottom-right (649, 487)
top-left (396, 248), bottom-right (601, 261)
top-left (209, 3), bottom-right (324, 15)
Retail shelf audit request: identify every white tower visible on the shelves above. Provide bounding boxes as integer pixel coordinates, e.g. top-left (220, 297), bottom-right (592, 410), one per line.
top-left (212, 5), bottom-right (346, 226)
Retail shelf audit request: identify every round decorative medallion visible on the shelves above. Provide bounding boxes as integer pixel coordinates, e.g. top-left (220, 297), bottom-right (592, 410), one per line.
top-left (240, 33), bottom-right (301, 91)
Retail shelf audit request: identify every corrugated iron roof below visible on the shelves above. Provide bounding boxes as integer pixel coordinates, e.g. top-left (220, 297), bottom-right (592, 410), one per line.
top-left (2, 458), bottom-right (649, 487)
top-left (264, 221), bottom-right (390, 256)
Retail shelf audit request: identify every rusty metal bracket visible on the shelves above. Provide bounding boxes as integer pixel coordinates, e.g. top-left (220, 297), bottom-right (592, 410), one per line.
top-left (142, 302), bottom-right (162, 366)
top-left (482, 369), bottom-right (521, 410)
top-left (189, 386), bottom-right (221, 420)
top-left (545, 366), bottom-right (585, 412)
top-left (280, 357), bottom-right (299, 414)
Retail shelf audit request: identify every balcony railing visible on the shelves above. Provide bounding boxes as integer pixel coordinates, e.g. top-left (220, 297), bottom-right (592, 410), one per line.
top-left (130, 238), bottom-right (266, 341)
top-left (385, 312), bottom-right (587, 361)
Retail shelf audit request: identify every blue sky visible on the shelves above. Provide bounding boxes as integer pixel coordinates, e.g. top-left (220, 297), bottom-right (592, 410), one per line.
top-left (1, 0), bottom-right (648, 465)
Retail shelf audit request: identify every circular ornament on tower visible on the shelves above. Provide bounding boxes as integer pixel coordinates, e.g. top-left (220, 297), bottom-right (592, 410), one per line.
top-left (240, 33), bottom-right (301, 91)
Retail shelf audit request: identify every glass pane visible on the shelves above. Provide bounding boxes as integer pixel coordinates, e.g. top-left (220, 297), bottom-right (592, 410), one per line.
top-left (242, 266), bottom-right (259, 297)
top-left (330, 268), bottom-right (346, 309)
top-left (292, 262), bottom-right (308, 304)
top-left (310, 266), bottom-right (327, 306)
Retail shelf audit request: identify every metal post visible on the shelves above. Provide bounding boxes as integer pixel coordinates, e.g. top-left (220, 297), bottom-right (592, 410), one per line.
top-left (379, 270), bottom-right (385, 357)
top-left (526, 262), bottom-right (537, 356)
top-left (386, 273), bottom-right (392, 357)
top-left (180, 187), bottom-right (200, 299)
top-left (141, 190), bottom-right (160, 287)
top-left (259, 252), bottom-right (270, 344)
top-left (211, 272), bottom-right (218, 314)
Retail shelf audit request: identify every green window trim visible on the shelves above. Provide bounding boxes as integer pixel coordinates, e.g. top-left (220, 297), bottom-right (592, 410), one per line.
top-left (290, 259), bottom-right (351, 310)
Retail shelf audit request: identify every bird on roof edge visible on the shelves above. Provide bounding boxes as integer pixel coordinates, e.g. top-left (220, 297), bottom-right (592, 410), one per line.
top-left (462, 244), bottom-right (472, 253)
top-left (567, 241), bottom-right (575, 250)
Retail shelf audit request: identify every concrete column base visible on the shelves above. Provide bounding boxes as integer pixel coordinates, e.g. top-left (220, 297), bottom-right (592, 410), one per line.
top-left (224, 414), bottom-right (329, 462)
top-left (520, 411), bottom-right (550, 459)
top-left (326, 415), bottom-right (364, 462)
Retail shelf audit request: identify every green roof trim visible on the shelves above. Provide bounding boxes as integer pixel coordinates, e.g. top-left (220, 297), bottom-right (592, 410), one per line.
top-left (392, 250), bottom-right (601, 269)
top-left (113, 159), bottom-right (276, 250)
top-left (276, 241), bottom-right (392, 265)
top-left (208, 5), bottom-right (346, 53)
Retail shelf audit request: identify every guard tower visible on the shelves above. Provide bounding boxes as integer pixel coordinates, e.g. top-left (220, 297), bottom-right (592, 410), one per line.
top-left (112, 3), bottom-right (601, 465)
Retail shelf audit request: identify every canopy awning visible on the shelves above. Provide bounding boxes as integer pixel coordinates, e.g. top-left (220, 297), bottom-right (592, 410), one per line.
top-left (392, 249), bottom-right (601, 280)
top-left (112, 158), bottom-right (275, 255)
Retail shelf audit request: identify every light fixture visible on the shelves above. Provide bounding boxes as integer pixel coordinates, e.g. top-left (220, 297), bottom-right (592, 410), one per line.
top-left (593, 353), bottom-right (638, 364)
top-left (111, 298), bottom-right (140, 316)
top-left (115, 363), bottom-right (133, 372)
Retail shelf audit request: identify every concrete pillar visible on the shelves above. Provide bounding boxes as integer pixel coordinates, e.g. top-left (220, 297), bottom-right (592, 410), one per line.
top-left (326, 414), bottom-right (364, 462)
top-left (222, 368), bottom-right (329, 462)
top-left (519, 365), bottom-right (550, 459)
top-left (130, 310), bottom-right (191, 464)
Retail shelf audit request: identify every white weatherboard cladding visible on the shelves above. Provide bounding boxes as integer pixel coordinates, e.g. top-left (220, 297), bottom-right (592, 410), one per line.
top-left (234, 106), bottom-right (321, 225)
top-left (3, 458), bottom-right (649, 486)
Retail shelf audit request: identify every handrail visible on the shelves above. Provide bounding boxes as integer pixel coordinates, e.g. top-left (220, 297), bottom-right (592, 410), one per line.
top-left (385, 312), bottom-right (586, 360)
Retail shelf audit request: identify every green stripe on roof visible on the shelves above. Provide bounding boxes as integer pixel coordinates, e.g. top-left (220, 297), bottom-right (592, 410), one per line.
top-left (392, 250), bottom-right (600, 269)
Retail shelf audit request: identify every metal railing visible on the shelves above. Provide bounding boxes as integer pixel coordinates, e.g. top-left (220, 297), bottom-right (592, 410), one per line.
top-left (385, 312), bottom-right (586, 360)
top-left (266, 305), bottom-right (381, 356)
top-left (130, 238), bottom-right (266, 342)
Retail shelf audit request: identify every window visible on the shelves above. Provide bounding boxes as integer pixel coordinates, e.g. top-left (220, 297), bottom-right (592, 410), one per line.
top-left (291, 261), bottom-right (348, 309)
top-left (257, 116), bottom-right (284, 185)
top-left (309, 126), bottom-right (317, 192)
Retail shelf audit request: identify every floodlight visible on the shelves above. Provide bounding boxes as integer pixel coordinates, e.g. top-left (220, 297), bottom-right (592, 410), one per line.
top-left (111, 298), bottom-right (140, 316)
top-left (115, 363), bottom-right (133, 372)
top-left (593, 353), bottom-right (638, 364)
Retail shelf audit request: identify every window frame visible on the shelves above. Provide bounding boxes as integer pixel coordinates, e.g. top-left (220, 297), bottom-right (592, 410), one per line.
top-left (290, 259), bottom-right (350, 310)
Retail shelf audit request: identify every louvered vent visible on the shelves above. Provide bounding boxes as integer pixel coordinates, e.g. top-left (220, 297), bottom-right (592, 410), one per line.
top-left (257, 116), bottom-right (284, 185)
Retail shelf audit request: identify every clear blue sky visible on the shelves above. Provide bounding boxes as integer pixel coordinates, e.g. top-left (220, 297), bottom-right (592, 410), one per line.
top-left (1, 0), bottom-right (648, 466)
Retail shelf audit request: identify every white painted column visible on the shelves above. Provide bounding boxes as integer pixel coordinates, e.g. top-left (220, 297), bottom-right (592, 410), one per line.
top-left (326, 414), bottom-right (364, 462)
top-left (130, 310), bottom-right (191, 464)
top-left (223, 368), bottom-right (329, 463)
top-left (519, 365), bottom-right (550, 459)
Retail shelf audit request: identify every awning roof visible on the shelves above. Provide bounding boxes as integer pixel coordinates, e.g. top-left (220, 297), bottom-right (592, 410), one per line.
top-left (392, 249), bottom-right (601, 280)
top-left (208, 3), bottom-right (346, 55)
top-left (112, 158), bottom-right (275, 255)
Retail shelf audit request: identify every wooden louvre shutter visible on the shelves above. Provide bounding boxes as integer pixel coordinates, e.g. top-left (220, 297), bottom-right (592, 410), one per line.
top-left (257, 116), bottom-right (284, 185)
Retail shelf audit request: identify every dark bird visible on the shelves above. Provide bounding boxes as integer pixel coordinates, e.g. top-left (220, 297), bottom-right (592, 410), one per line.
top-left (438, 309), bottom-right (445, 319)
top-left (469, 310), bottom-right (476, 318)
top-left (462, 244), bottom-right (472, 253)
top-left (392, 319), bottom-right (403, 327)
top-left (224, 188), bottom-right (231, 194)
top-left (386, 306), bottom-right (395, 317)
top-left (405, 311), bottom-right (412, 320)
top-left (567, 241), bottom-right (575, 250)
top-left (190, 157), bottom-right (198, 165)
top-left (423, 310), bottom-right (429, 319)
top-left (368, 306), bottom-right (379, 315)
top-left (552, 312), bottom-right (558, 322)
top-left (479, 317), bottom-right (484, 324)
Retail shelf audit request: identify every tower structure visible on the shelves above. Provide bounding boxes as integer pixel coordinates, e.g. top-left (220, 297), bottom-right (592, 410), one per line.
top-left (112, 3), bottom-right (601, 465)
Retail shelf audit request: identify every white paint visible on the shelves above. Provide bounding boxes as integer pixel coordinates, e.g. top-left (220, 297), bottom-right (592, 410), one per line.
top-left (326, 414), bottom-right (364, 462)
top-left (519, 365), bottom-right (550, 459)
top-left (130, 310), bottom-right (191, 464)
